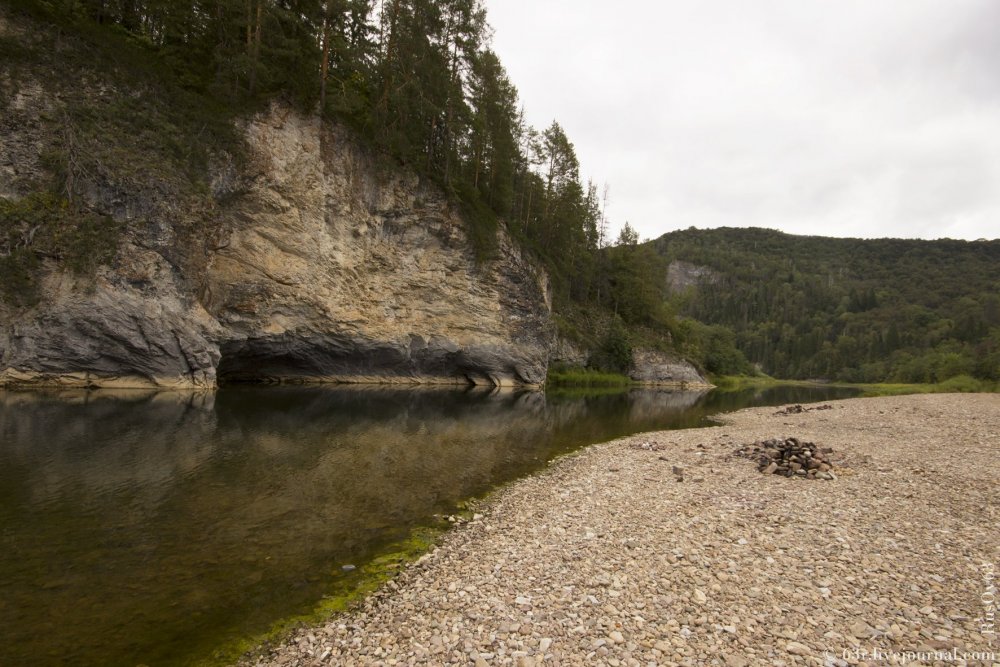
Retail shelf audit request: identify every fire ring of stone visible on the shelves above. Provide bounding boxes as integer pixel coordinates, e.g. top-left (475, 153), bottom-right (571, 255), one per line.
top-left (734, 437), bottom-right (836, 480)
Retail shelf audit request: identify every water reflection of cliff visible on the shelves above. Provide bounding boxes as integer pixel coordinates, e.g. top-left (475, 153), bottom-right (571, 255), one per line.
top-left (1, 390), bottom-right (219, 508)
top-left (0, 386), bottom-right (711, 667)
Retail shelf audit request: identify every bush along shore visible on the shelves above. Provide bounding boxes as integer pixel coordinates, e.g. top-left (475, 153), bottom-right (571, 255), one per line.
top-left (241, 393), bottom-right (1000, 666)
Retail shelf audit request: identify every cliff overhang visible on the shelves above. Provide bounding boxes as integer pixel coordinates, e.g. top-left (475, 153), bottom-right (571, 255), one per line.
top-left (0, 100), bottom-right (552, 389)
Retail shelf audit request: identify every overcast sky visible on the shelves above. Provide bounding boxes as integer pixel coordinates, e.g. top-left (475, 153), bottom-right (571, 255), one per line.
top-left (483, 0), bottom-right (1000, 242)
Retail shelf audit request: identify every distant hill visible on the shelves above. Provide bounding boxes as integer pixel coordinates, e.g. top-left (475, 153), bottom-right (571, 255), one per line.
top-left (653, 227), bottom-right (1000, 383)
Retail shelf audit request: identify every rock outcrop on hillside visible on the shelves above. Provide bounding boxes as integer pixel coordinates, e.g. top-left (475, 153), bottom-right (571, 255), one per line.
top-left (665, 259), bottom-right (718, 294)
top-left (628, 348), bottom-right (708, 385)
top-left (549, 337), bottom-right (709, 387)
top-left (0, 102), bottom-right (552, 388)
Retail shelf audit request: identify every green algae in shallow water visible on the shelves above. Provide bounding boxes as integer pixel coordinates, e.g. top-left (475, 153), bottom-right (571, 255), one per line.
top-left (199, 527), bottom-right (441, 667)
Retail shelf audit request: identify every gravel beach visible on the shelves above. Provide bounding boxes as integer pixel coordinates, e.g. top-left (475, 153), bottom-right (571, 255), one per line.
top-left (245, 393), bottom-right (1000, 666)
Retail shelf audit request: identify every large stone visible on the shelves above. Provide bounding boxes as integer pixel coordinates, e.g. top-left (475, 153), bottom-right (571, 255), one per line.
top-left (786, 641), bottom-right (811, 656)
top-left (723, 653), bottom-right (749, 667)
top-left (628, 348), bottom-right (710, 386)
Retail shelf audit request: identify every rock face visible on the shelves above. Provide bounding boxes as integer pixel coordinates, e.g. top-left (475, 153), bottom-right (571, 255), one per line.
top-left (548, 336), bottom-right (589, 368)
top-left (550, 337), bottom-right (710, 387)
top-left (0, 268), bottom-right (223, 389)
top-left (204, 113), bottom-right (551, 386)
top-left (0, 105), bottom-right (551, 388)
top-left (628, 348), bottom-right (708, 386)
top-left (665, 259), bottom-right (718, 294)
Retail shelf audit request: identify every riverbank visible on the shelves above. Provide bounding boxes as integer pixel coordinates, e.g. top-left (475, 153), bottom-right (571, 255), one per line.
top-left (243, 393), bottom-right (999, 666)
top-left (710, 374), bottom-right (1000, 397)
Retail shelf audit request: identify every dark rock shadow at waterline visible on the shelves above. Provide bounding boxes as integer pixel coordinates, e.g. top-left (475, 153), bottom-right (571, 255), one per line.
top-left (216, 333), bottom-right (544, 386)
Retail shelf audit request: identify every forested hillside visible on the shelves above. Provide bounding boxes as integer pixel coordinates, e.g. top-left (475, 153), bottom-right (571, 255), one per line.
top-left (656, 227), bottom-right (1000, 383)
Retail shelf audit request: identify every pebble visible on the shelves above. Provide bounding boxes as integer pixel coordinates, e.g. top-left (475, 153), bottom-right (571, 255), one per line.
top-left (786, 641), bottom-right (811, 655)
top-left (850, 621), bottom-right (871, 638)
top-left (724, 653), bottom-right (749, 667)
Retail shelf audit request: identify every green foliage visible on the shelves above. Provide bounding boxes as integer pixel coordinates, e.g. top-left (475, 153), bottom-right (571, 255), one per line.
top-left (0, 250), bottom-right (41, 307)
top-left (588, 319), bottom-right (634, 374)
top-left (65, 94), bottom-right (238, 188)
top-left (550, 313), bottom-right (588, 348)
top-left (451, 180), bottom-right (499, 263)
top-left (855, 378), bottom-right (998, 396)
top-left (670, 318), bottom-right (753, 377)
top-left (701, 325), bottom-right (753, 376)
top-left (616, 222), bottom-right (639, 246)
top-left (601, 243), bottom-right (671, 328)
top-left (937, 375), bottom-right (992, 393)
top-left (3, 0), bottom-right (245, 205)
top-left (656, 227), bottom-right (1000, 383)
top-left (0, 193), bottom-right (123, 305)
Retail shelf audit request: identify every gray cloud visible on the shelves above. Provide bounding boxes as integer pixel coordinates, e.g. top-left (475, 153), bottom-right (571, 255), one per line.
top-left (485, 0), bottom-right (1000, 241)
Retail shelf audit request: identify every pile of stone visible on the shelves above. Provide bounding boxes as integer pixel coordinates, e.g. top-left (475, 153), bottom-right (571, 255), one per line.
top-left (630, 440), bottom-right (666, 452)
top-left (774, 403), bottom-right (833, 416)
top-left (735, 437), bottom-right (837, 480)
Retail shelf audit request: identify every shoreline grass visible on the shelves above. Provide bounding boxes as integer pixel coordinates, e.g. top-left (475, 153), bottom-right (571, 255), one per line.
top-left (709, 374), bottom-right (793, 390)
top-left (845, 375), bottom-right (999, 396)
top-left (545, 367), bottom-right (634, 389)
top-left (711, 374), bottom-right (999, 396)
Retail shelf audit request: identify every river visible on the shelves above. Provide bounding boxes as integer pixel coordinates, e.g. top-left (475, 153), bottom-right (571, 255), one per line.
top-left (0, 383), bottom-right (857, 666)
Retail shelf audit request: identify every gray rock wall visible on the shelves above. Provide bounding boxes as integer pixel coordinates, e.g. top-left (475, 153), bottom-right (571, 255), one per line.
top-left (0, 104), bottom-right (551, 388)
top-left (665, 259), bottom-right (718, 294)
top-left (629, 348), bottom-right (710, 386)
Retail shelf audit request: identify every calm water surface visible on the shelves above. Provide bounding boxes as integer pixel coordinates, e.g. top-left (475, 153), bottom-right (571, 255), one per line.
top-left (0, 384), bottom-right (857, 666)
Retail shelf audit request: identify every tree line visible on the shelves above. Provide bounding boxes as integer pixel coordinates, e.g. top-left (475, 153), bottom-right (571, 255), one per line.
top-left (655, 227), bottom-right (1000, 383)
top-left (23, 0), bottom-right (599, 271)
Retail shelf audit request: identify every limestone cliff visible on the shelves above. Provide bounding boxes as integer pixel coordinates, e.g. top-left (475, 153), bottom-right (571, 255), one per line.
top-left (0, 102), bottom-right (551, 388)
top-left (665, 259), bottom-right (718, 294)
top-left (627, 348), bottom-right (709, 386)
